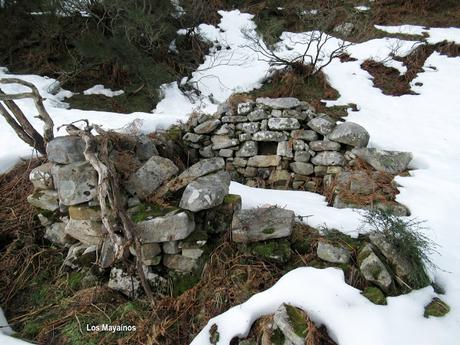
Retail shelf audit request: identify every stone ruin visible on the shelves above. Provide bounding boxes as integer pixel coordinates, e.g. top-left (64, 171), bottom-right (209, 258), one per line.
top-left (183, 97), bottom-right (413, 215)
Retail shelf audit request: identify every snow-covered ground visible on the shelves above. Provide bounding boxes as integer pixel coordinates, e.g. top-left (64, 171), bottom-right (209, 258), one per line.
top-left (1, 10), bottom-right (460, 345)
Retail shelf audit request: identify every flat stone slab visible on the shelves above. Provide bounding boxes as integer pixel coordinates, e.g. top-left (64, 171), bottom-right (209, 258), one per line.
top-left (252, 131), bottom-right (287, 142)
top-left (194, 119), bottom-right (221, 134)
top-left (46, 136), bottom-right (86, 164)
top-left (256, 97), bottom-right (301, 109)
top-left (328, 122), bottom-right (369, 148)
top-left (311, 151), bottom-right (346, 166)
top-left (232, 207), bottom-right (295, 243)
top-left (247, 155), bottom-right (281, 167)
top-left (29, 163), bottom-right (54, 190)
top-left (163, 254), bottom-right (198, 273)
top-left (317, 242), bottom-right (351, 264)
top-left (27, 190), bottom-right (59, 211)
top-left (307, 117), bottom-right (336, 135)
top-left (172, 157), bottom-right (225, 190)
top-left (268, 118), bottom-right (300, 130)
top-left (137, 212), bottom-right (195, 243)
top-left (352, 148), bottom-right (413, 174)
top-left (64, 219), bottom-right (103, 246)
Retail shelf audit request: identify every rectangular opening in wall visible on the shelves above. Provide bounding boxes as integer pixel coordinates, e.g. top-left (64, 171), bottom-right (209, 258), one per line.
top-left (258, 142), bottom-right (278, 155)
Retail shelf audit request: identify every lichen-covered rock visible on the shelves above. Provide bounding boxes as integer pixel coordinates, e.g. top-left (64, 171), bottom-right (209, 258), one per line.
top-left (317, 242), bottom-right (351, 264)
top-left (236, 122), bottom-right (260, 133)
top-left (163, 241), bottom-right (180, 254)
top-left (46, 136), bottom-right (85, 164)
top-left (289, 162), bottom-right (314, 176)
top-left (179, 171), bottom-right (231, 212)
top-left (247, 108), bottom-right (269, 121)
top-left (247, 155), bottom-right (281, 167)
top-left (237, 101), bottom-right (255, 115)
top-left (351, 148), bottom-right (413, 174)
top-left (232, 207), bottom-right (295, 243)
top-left (52, 161), bottom-right (98, 206)
top-left (277, 141), bottom-right (293, 158)
top-left (256, 97), bottom-right (301, 109)
top-left (291, 129), bottom-right (318, 141)
top-left (125, 156), bottom-right (179, 199)
top-left (44, 222), bottom-right (73, 246)
top-left (27, 190), bottom-right (59, 211)
top-left (328, 122), bottom-right (370, 148)
top-left (294, 151), bottom-right (311, 162)
top-left (64, 219), bottom-right (103, 246)
top-left (194, 119), bottom-right (221, 134)
top-left (211, 135), bottom-right (239, 149)
top-left (307, 117), bottom-right (336, 135)
top-left (108, 267), bottom-right (141, 298)
top-left (252, 131), bottom-right (287, 142)
top-left (29, 162), bottom-right (54, 190)
top-left (309, 140), bottom-right (341, 152)
top-left (130, 243), bottom-right (162, 266)
top-left (221, 115), bottom-right (247, 123)
top-left (311, 151), bottom-right (346, 166)
top-left (135, 134), bottom-right (158, 161)
top-left (236, 141), bottom-right (258, 157)
top-left (137, 212), bottom-right (195, 242)
top-left (183, 132), bottom-right (203, 143)
top-left (358, 244), bottom-right (393, 290)
top-left (273, 304), bottom-right (307, 345)
top-left (268, 118), bottom-right (300, 130)
top-left (68, 205), bottom-right (102, 221)
top-left (172, 157), bottom-right (225, 190)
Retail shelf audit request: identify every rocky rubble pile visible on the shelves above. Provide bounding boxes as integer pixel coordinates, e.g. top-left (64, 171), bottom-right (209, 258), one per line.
top-left (183, 97), bottom-right (413, 214)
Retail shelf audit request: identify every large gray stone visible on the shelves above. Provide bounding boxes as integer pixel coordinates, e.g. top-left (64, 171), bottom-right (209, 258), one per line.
top-left (45, 222), bottom-right (74, 246)
top-left (294, 151), bottom-right (311, 162)
top-left (280, 109), bottom-right (308, 120)
top-left (247, 109), bottom-right (270, 121)
top-left (52, 161), bottom-right (98, 206)
top-left (307, 117), bottom-right (336, 135)
top-left (328, 122), bottom-right (369, 148)
top-left (291, 129), bottom-right (318, 141)
top-left (247, 155), bottom-right (281, 167)
top-left (183, 132), bottom-right (203, 143)
top-left (236, 141), bottom-right (258, 157)
top-left (358, 244), bottom-right (393, 291)
top-left (194, 119), bottom-right (221, 134)
top-left (130, 243), bottom-right (162, 266)
top-left (163, 254), bottom-right (198, 273)
top-left (108, 268), bottom-right (141, 298)
top-left (236, 122), bottom-right (260, 134)
top-left (135, 135), bottom-right (158, 161)
top-left (309, 140), bottom-right (341, 151)
top-left (221, 115), bottom-right (247, 123)
top-left (179, 171), bottom-right (231, 212)
top-left (27, 190), bottom-right (59, 211)
top-left (256, 97), bottom-right (301, 109)
top-left (237, 101), bottom-right (255, 115)
top-left (125, 156), bottom-right (179, 198)
top-left (252, 131), bottom-right (287, 142)
top-left (351, 148), bottom-right (413, 174)
top-left (268, 118), bottom-right (300, 130)
top-left (137, 212), bottom-right (195, 242)
top-left (277, 141), bottom-right (293, 158)
top-left (64, 219), bottom-right (103, 246)
top-left (289, 162), bottom-right (314, 176)
top-left (211, 135), bottom-right (239, 149)
top-left (29, 163), bottom-right (54, 190)
top-left (46, 136), bottom-right (85, 164)
top-left (317, 242), bottom-right (351, 264)
top-left (311, 151), bottom-right (346, 166)
top-left (173, 157), bottom-right (225, 190)
top-left (232, 207), bottom-right (295, 243)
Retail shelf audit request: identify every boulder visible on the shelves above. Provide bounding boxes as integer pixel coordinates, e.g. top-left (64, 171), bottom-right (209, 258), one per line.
top-left (291, 129), bottom-right (318, 141)
top-left (27, 190), bottom-right (59, 211)
top-left (317, 242), bottom-right (351, 264)
top-left (289, 162), bottom-right (314, 176)
top-left (52, 161), bottom-right (98, 206)
top-left (46, 136), bottom-right (85, 164)
top-left (328, 122), bottom-right (369, 148)
top-left (247, 155), bottom-right (281, 167)
top-left (268, 118), bottom-right (300, 130)
top-left (179, 171), bottom-right (231, 212)
top-left (252, 131), bottom-right (287, 142)
top-left (311, 151), bottom-right (346, 166)
top-left (307, 117), bottom-right (335, 135)
top-left (232, 207), bottom-right (295, 243)
top-left (351, 148), bottom-right (412, 174)
top-left (358, 244), bottom-right (393, 291)
top-left (256, 97), bottom-right (301, 109)
top-left (29, 163), bottom-right (54, 190)
top-left (64, 219), bottom-right (103, 246)
top-left (194, 119), bottom-right (221, 134)
top-left (236, 141), bottom-right (258, 157)
top-left (309, 140), bottom-right (341, 151)
top-left (125, 156), bottom-right (179, 199)
top-left (137, 212), bottom-right (195, 242)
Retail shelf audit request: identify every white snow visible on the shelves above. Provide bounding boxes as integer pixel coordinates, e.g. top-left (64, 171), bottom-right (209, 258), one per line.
top-left (355, 6), bottom-right (370, 11)
top-left (1, 11), bottom-right (460, 345)
top-left (83, 84), bottom-right (124, 97)
top-left (375, 25), bottom-right (460, 44)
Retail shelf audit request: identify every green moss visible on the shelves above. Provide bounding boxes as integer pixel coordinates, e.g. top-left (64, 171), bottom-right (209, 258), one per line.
top-left (68, 271), bottom-right (83, 290)
top-left (62, 320), bottom-right (99, 345)
top-left (285, 304), bottom-right (308, 338)
top-left (131, 203), bottom-right (177, 223)
top-left (165, 125), bottom-right (182, 141)
top-left (223, 194), bottom-right (241, 204)
top-left (271, 327), bottom-right (286, 345)
top-left (362, 287), bottom-right (387, 305)
top-left (250, 240), bottom-right (292, 264)
top-left (21, 321), bottom-right (41, 338)
top-left (262, 227), bottom-right (275, 235)
top-left (169, 271), bottom-right (201, 297)
top-left (424, 298), bottom-right (450, 318)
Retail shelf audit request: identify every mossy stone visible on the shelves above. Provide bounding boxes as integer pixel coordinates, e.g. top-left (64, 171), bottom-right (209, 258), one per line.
top-left (131, 203), bottom-right (177, 223)
top-left (285, 304), bottom-right (308, 338)
top-left (270, 327), bottom-right (286, 345)
top-left (424, 298), bottom-right (450, 318)
top-left (250, 240), bottom-right (292, 264)
top-left (362, 287), bottom-right (387, 305)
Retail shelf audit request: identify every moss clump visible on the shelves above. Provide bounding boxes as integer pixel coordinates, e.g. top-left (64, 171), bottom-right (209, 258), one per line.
top-left (68, 271), bottom-right (84, 290)
top-left (262, 227), bottom-right (275, 235)
top-left (165, 125), bottom-right (182, 141)
top-left (223, 194), bottom-right (241, 203)
top-left (21, 321), bottom-right (41, 339)
top-left (362, 287), bottom-right (387, 305)
top-left (131, 203), bottom-right (176, 223)
top-left (169, 271), bottom-right (201, 297)
top-left (271, 327), bottom-right (286, 345)
top-left (250, 240), bottom-right (292, 264)
top-left (424, 298), bottom-right (450, 318)
top-left (285, 304), bottom-right (308, 338)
